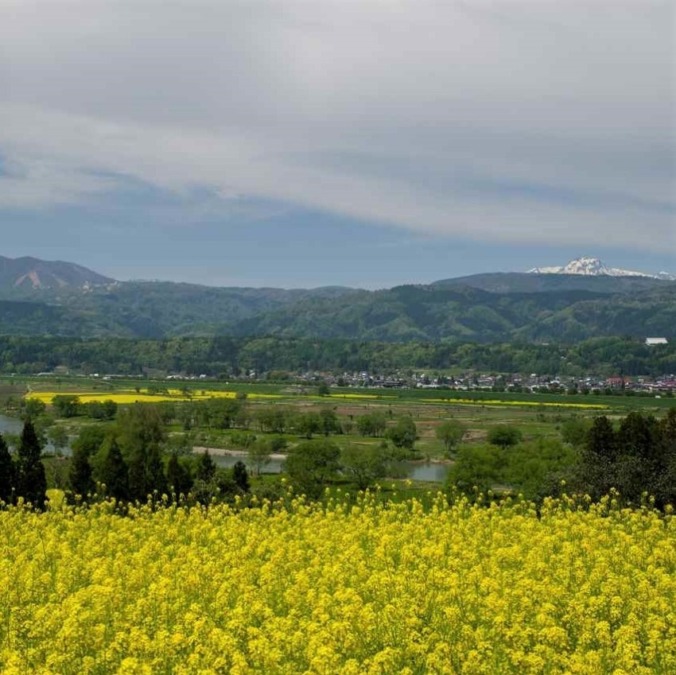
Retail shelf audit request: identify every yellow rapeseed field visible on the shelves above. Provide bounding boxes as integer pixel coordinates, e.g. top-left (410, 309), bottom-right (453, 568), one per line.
top-left (25, 390), bottom-right (282, 405)
top-left (420, 398), bottom-right (609, 410)
top-left (1, 494), bottom-right (674, 674)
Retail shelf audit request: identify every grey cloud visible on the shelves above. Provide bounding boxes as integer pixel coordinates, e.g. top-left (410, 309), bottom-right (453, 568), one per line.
top-left (0, 0), bottom-right (673, 251)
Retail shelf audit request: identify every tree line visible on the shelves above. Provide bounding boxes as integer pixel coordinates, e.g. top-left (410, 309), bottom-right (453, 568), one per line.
top-left (0, 335), bottom-right (673, 377)
top-left (446, 409), bottom-right (676, 508)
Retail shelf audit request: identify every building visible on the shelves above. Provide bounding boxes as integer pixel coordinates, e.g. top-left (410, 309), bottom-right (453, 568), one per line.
top-left (645, 337), bottom-right (669, 346)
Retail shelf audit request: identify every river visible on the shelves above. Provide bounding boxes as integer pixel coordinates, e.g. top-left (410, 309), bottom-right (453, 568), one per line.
top-left (211, 453), bottom-right (450, 483)
top-left (0, 414), bottom-right (64, 454)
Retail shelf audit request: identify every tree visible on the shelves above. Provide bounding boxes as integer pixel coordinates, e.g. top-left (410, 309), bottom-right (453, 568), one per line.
top-left (98, 440), bottom-right (129, 502)
top-left (341, 444), bottom-right (388, 490)
top-left (487, 425), bottom-right (522, 449)
top-left (436, 420), bottom-right (466, 457)
top-left (47, 425), bottom-right (69, 456)
top-left (445, 444), bottom-right (502, 496)
top-left (232, 460), bottom-right (250, 493)
top-left (356, 412), bottom-right (387, 437)
top-left (294, 412), bottom-right (321, 439)
top-left (248, 440), bottom-right (272, 477)
top-left (52, 395), bottom-right (81, 418)
top-left (585, 416), bottom-right (617, 461)
top-left (386, 416), bottom-right (417, 450)
top-left (0, 433), bottom-right (15, 504)
top-left (319, 408), bottom-right (341, 436)
top-left (128, 443), bottom-right (167, 501)
top-left (116, 404), bottom-right (167, 459)
top-left (560, 417), bottom-right (590, 448)
top-left (255, 408), bottom-right (289, 434)
top-left (68, 445), bottom-right (95, 500)
top-left (196, 450), bottom-right (217, 483)
top-left (166, 452), bottom-right (193, 498)
top-left (21, 398), bottom-right (46, 421)
top-left (16, 420), bottom-right (47, 509)
top-left (284, 439), bottom-right (340, 498)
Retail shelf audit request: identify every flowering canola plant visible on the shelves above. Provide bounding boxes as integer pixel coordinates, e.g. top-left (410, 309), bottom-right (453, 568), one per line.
top-left (0, 494), bottom-right (673, 674)
top-left (25, 390), bottom-right (281, 405)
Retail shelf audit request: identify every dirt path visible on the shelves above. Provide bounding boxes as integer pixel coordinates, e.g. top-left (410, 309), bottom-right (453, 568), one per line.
top-left (192, 446), bottom-right (287, 461)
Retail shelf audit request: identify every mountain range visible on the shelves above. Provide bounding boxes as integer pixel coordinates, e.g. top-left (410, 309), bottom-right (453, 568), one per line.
top-left (0, 255), bottom-right (673, 343)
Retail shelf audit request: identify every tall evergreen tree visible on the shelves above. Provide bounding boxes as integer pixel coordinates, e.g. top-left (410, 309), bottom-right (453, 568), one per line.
top-left (577, 416), bottom-right (618, 499)
top-left (16, 420), bottom-right (46, 510)
top-left (99, 440), bottom-right (129, 502)
top-left (232, 460), bottom-right (250, 493)
top-left (166, 452), bottom-right (193, 498)
top-left (0, 433), bottom-right (15, 504)
top-left (68, 445), bottom-right (95, 500)
top-left (196, 450), bottom-right (217, 483)
top-left (128, 443), bottom-right (167, 501)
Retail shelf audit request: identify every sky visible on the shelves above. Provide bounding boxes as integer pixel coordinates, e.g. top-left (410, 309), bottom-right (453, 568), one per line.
top-left (1, 0), bottom-right (674, 288)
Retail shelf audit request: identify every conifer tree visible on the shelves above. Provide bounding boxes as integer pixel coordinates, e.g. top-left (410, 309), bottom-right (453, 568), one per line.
top-left (0, 433), bottom-right (15, 504)
top-left (16, 420), bottom-right (46, 509)
top-left (166, 452), bottom-right (193, 498)
top-left (196, 450), bottom-right (217, 483)
top-left (68, 445), bottom-right (95, 500)
top-left (99, 440), bottom-right (129, 502)
top-left (232, 460), bottom-right (250, 493)
top-left (128, 443), bottom-right (167, 501)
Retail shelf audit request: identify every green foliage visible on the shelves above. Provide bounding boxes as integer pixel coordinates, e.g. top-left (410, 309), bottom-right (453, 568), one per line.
top-left (16, 420), bottom-right (47, 509)
top-left (487, 425), bottom-right (522, 449)
top-left (318, 408), bottom-right (341, 436)
top-left (560, 417), bottom-right (590, 447)
top-left (52, 395), bottom-right (81, 418)
top-left (385, 416), bottom-right (417, 450)
top-left (356, 412), bottom-right (387, 437)
top-left (247, 441), bottom-right (272, 477)
top-left (435, 419), bottom-right (466, 457)
top-left (98, 440), bottom-right (129, 502)
top-left (47, 425), bottom-right (69, 455)
top-left (255, 408), bottom-right (289, 434)
top-left (446, 444), bottom-right (503, 495)
top-left (68, 445), bottom-right (95, 499)
top-left (284, 439), bottom-right (341, 498)
top-left (0, 433), bottom-right (15, 503)
top-left (166, 453), bottom-right (193, 498)
top-left (196, 450), bottom-right (217, 483)
top-left (232, 460), bottom-right (250, 493)
top-left (340, 444), bottom-right (388, 490)
top-left (128, 443), bottom-right (167, 501)
top-left (577, 410), bottom-right (676, 506)
top-left (447, 438), bottom-right (577, 500)
top-left (21, 397), bottom-right (46, 420)
top-left (83, 399), bottom-right (117, 420)
top-left (293, 412), bottom-right (322, 439)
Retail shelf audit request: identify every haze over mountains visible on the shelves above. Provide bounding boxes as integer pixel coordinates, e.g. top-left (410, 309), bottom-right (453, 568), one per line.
top-left (0, 255), bottom-right (673, 342)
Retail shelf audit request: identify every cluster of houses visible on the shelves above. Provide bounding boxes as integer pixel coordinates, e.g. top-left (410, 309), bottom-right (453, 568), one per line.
top-left (289, 369), bottom-right (676, 396)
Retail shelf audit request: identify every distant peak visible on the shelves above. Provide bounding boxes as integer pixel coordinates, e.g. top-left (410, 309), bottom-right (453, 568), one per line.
top-left (527, 256), bottom-right (675, 280)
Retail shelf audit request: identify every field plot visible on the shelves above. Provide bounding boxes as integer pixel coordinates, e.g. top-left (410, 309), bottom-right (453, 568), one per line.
top-left (1, 496), bottom-right (674, 674)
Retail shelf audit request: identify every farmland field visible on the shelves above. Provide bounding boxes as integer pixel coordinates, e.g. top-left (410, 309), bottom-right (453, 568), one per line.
top-left (1, 495), bottom-right (674, 673)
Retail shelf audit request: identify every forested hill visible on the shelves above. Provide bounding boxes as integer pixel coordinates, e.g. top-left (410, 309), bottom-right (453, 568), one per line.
top-left (0, 257), bottom-right (673, 342)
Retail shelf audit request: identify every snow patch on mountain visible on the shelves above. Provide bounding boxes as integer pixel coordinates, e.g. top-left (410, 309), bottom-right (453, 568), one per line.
top-left (527, 257), bottom-right (675, 280)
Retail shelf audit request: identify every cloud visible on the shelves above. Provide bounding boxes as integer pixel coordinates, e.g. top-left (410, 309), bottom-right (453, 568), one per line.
top-left (1, 0), bottom-right (673, 252)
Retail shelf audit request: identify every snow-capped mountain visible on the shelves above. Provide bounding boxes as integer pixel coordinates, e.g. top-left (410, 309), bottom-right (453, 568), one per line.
top-left (527, 257), bottom-right (675, 281)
